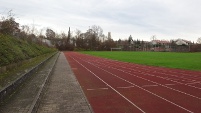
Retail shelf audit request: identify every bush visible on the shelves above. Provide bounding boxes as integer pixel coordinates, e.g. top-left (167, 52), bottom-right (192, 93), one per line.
top-left (190, 44), bottom-right (201, 52)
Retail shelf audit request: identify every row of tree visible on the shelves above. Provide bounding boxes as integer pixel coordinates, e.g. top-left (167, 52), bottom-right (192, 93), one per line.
top-left (0, 11), bottom-right (117, 51)
top-left (1, 11), bottom-right (201, 52)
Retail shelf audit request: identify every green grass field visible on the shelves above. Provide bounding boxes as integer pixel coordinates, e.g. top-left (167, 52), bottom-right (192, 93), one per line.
top-left (81, 51), bottom-right (201, 71)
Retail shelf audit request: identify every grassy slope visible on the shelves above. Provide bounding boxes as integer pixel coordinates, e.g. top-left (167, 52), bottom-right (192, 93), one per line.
top-left (0, 34), bottom-right (57, 87)
top-left (0, 34), bottom-right (56, 66)
top-left (81, 51), bottom-right (201, 71)
top-left (0, 52), bottom-right (55, 88)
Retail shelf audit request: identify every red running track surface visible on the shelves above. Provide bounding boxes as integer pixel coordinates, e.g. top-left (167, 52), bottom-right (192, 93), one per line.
top-left (64, 52), bottom-right (201, 113)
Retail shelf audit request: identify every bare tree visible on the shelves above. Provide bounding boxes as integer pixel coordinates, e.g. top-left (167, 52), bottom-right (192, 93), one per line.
top-left (21, 25), bottom-right (31, 34)
top-left (150, 35), bottom-right (156, 41)
top-left (197, 37), bottom-right (201, 44)
top-left (74, 29), bottom-right (81, 39)
top-left (0, 10), bottom-right (20, 35)
top-left (91, 25), bottom-right (103, 40)
top-left (46, 28), bottom-right (55, 39)
top-left (128, 35), bottom-right (133, 44)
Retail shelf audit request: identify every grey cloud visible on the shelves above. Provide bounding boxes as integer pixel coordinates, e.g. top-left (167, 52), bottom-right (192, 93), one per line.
top-left (1, 0), bottom-right (201, 41)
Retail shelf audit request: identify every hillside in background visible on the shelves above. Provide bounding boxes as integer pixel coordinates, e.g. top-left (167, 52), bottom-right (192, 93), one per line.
top-left (0, 34), bottom-right (56, 67)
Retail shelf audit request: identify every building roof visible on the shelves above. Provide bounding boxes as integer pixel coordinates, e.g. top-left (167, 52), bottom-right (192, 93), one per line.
top-left (175, 39), bottom-right (192, 45)
top-left (152, 40), bottom-right (170, 44)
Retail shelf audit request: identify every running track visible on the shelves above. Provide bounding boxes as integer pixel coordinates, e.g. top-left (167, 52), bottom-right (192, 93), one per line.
top-left (64, 52), bottom-right (201, 113)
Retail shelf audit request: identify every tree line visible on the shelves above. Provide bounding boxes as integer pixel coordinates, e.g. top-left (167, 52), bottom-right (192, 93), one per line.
top-left (0, 12), bottom-right (146, 51)
top-left (1, 11), bottom-right (201, 52)
top-left (0, 11), bottom-right (117, 51)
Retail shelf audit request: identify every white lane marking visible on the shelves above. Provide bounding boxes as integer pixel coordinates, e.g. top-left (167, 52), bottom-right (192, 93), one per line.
top-left (87, 88), bottom-right (109, 91)
top-left (141, 85), bottom-right (158, 87)
top-left (86, 60), bottom-right (194, 113)
top-left (117, 86), bottom-right (135, 89)
top-left (99, 88), bottom-right (109, 90)
top-left (71, 56), bottom-right (146, 113)
top-left (165, 84), bottom-right (176, 86)
top-left (95, 61), bottom-right (201, 99)
top-left (99, 60), bottom-right (201, 90)
top-left (113, 66), bottom-right (201, 100)
top-left (186, 81), bottom-right (201, 85)
top-left (135, 71), bottom-right (201, 90)
top-left (87, 89), bottom-right (95, 91)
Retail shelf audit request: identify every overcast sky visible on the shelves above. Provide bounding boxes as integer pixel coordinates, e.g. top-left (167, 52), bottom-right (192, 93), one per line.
top-left (1, 0), bottom-right (201, 42)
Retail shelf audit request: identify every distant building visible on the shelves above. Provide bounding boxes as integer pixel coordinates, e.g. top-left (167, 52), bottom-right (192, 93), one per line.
top-left (175, 39), bottom-right (192, 45)
top-left (151, 40), bottom-right (170, 45)
top-left (151, 40), bottom-right (171, 51)
top-left (108, 32), bottom-right (111, 40)
top-left (42, 38), bottom-right (54, 47)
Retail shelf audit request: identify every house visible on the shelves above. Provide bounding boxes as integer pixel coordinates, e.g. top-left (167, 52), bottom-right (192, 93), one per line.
top-left (151, 40), bottom-right (171, 51)
top-left (175, 39), bottom-right (192, 45)
top-left (170, 39), bottom-right (192, 52)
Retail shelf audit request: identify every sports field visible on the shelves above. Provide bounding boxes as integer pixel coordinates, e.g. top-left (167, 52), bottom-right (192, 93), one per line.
top-left (81, 51), bottom-right (201, 71)
top-left (65, 52), bottom-right (201, 113)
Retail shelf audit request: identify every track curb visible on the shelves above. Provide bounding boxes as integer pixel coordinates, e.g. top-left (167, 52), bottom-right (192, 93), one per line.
top-left (0, 52), bottom-right (58, 104)
top-left (28, 52), bottom-right (60, 113)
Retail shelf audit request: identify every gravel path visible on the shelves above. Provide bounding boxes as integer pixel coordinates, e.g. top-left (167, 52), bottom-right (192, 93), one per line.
top-left (36, 52), bottom-right (93, 113)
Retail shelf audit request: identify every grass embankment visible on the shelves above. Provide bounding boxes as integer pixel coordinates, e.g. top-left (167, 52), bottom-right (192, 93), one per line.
top-left (81, 51), bottom-right (201, 71)
top-left (0, 53), bottom-right (55, 88)
top-left (0, 34), bottom-right (57, 87)
top-left (0, 34), bottom-right (56, 67)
